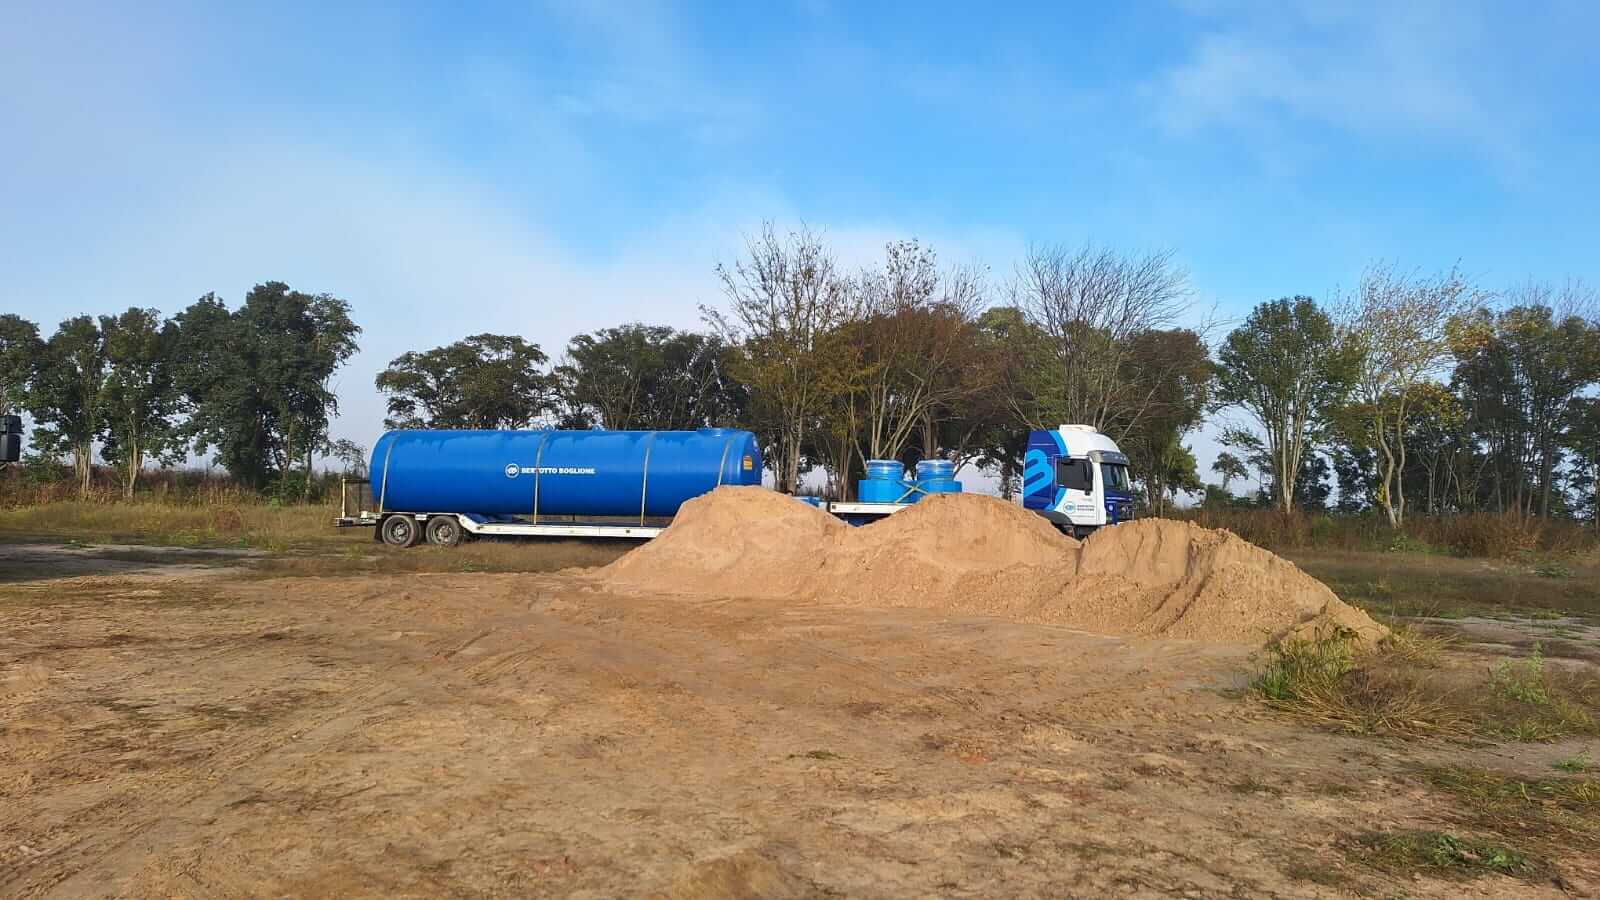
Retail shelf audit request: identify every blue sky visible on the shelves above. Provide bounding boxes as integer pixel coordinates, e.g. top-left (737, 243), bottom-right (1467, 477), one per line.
top-left (4, 1), bottom-right (1598, 481)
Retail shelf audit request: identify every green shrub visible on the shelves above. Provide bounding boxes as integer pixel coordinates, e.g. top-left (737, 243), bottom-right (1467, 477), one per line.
top-left (1490, 645), bottom-right (1550, 706)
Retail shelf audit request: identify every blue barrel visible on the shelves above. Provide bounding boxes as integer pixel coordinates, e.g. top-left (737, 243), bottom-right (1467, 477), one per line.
top-left (859, 458), bottom-right (911, 503)
top-left (865, 459), bottom-right (905, 481)
top-left (370, 428), bottom-right (762, 518)
top-left (916, 458), bottom-right (963, 496)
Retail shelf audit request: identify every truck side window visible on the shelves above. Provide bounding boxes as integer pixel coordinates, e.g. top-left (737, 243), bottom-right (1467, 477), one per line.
top-left (1056, 458), bottom-right (1093, 492)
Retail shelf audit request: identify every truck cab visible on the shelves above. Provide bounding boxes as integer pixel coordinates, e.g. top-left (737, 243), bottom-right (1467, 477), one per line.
top-left (1022, 425), bottom-right (1137, 538)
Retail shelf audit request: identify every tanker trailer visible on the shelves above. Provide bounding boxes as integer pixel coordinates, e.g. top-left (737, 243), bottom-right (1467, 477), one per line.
top-left (345, 428), bottom-right (762, 547)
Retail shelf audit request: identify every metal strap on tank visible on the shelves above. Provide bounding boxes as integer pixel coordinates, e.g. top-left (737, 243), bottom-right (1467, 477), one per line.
top-left (715, 436), bottom-right (735, 487)
top-left (376, 435), bottom-right (399, 514)
top-left (531, 431), bottom-right (552, 523)
top-left (638, 431), bottom-right (659, 525)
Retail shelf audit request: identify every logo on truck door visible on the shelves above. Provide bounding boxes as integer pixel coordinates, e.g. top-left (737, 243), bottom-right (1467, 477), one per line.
top-left (504, 463), bottom-right (521, 479)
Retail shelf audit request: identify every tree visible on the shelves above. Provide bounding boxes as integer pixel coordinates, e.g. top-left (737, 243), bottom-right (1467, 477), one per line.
top-left (1007, 244), bottom-right (1192, 437)
top-left (173, 294), bottom-right (265, 484)
top-left (1215, 297), bottom-right (1357, 514)
top-left (29, 316), bottom-right (108, 496)
top-left (960, 307), bottom-right (1051, 497)
top-left (99, 308), bottom-right (183, 498)
top-left (0, 314), bottom-right (42, 418)
top-left (1211, 452), bottom-right (1248, 493)
top-left (177, 284), bottom-right (361, 493)
top-left (1293, 452), bottom-right (1334, 512)
top-left (1117, 328), bottom-right (1212, 515)
top-left (847, 241), bottom-right (988, 467)
top-left (556, 326), bottom-right (746, 430)
top-left (377, 333), bottom-right (552, 430)
top-left (922, 307), bottom-right (1016, 479)
top-left (328, 439), bottom-right (369, 477)
top-left (1451, 288), bottom-right (1600, 517)
top-left (1139, 439), bottom-right (1203, 515)
top-left (1565, 397), bottom-right (1600, 527)
top-left (1400, 383), bottom-right (1468, 515)
top-left (239, 285), bottom-right (361, 499)
top-left (706, 223), bottom-right (857, 493)
top-left (1341, 262), bottom-right (1483, 527)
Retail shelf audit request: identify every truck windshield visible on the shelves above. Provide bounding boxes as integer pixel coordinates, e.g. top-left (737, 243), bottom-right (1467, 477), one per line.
top-left (1102, 463), bottom-right (1131, 492)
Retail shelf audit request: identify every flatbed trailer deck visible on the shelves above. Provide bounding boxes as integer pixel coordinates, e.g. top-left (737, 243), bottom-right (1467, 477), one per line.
top-left (335, 477), bottom-right (914, 545)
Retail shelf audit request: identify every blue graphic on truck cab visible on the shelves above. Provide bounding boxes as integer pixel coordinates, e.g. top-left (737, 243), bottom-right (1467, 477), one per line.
top-left (1023, 430), bottom-right (1068, 511)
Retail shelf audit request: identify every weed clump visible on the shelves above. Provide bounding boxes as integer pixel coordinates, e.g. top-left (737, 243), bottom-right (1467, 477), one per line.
top-left (1490, 645), bottom-right (1550, 706)
top-left (1251, 630), bottom-right (1468, 737)
top-left (1253, 629), bottom-right (1600, 741)
top-left (1481, 645), bottom-right (1598, 741)
top-left (1412, 765), bottom-right (1600, 880)
top-left (1354, 830), bottom-right (1540, 879)
top-left (1553, 754), bottom-right (1591, 774)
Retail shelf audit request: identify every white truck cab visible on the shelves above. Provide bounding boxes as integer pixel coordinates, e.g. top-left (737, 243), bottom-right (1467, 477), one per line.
top-left (1022, 425), bottom-right (1137, 538)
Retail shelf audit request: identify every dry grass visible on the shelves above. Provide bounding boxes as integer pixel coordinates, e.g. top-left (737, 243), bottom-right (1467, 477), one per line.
top-left (1182, 507), bottom-right (1600, 559)
top-left (1379, 621), bottom-right (1455, 668)
top-left (1372, 765), bottom-right (1600, 885)
top-left (1291, 549), bottom-right (1600, 620)
top-left (1252, 632), bottom-right (1473, 738)
top-left (0, 500), bottom-right (354, 552)
top-left (1477, 648), bottom-right (1600, 741)
top-left (1251, 631), bottom-right (1600, 741)
top-left (1348, 758), bottom-right (1600, 885)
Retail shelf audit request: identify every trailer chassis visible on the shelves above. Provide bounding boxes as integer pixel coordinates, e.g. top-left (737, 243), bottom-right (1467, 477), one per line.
top-left (333, 476), bottom-right (915, 547)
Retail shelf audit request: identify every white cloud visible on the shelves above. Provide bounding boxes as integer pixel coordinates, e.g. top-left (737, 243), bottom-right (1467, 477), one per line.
top-left (1149, 1), bottom-right (1532, 167)
top-left (5, 122), bottom-right (1025, 450)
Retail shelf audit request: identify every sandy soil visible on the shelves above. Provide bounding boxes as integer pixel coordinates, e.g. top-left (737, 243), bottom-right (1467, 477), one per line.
top-left (0, 542), bottom-right (258, 584)
top-left (0, 545), bottom-right (1588, 898)
top-left (602, 490), bottom-right (1385, 646)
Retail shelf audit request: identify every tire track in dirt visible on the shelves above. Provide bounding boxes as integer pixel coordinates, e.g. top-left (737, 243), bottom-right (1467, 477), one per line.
top-left (28, 679), bottom-right (402, 899)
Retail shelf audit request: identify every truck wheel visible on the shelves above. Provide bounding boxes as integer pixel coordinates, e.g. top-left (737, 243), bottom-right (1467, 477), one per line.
top-left (380, 514), bottom-right (420, 548)
top-left (425, 515), bottom-right (462, 547)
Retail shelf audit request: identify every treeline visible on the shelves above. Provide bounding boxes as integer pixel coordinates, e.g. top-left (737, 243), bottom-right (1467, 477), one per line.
top-left (4, 225), bottom-right (1598, 526)
top-left (1, 283), bottom-right (359, 499)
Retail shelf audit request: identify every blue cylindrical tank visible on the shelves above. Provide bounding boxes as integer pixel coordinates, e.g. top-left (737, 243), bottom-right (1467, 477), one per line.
top-left (370, 428), bottom-right (762, 518)
top-left (915, 458), bottom-right (962, 496)
top-left (859, 458), bottom-right (911, 503)
top-left (865, 459), bottom-right (905, 481)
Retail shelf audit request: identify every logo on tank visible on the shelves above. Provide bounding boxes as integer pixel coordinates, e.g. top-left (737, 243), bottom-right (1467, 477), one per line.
top-left (504, 462), bottom-right (598, 478)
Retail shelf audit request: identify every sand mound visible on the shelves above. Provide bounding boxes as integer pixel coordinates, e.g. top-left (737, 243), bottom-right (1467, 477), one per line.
top-left (851, 493), bottom-right (1077, 573)
top-left (603, 487), bottom-right (849, 596)
top-left (1074, 520), bottom-right (1385, 643)
top-left (598, 488), bottom-right (1384, 647)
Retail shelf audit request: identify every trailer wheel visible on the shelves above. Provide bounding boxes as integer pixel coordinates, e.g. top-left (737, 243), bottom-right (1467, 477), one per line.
top-left (425, 515), bottom-right (462, 547)
top-left (380, 514), bottom-right (420, 548)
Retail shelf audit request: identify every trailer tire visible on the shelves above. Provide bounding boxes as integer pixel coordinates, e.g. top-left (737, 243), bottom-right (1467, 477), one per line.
top-left (425, 515), bottom-right (463, 547)
top-left (380, 514), bottom-right (420, 548)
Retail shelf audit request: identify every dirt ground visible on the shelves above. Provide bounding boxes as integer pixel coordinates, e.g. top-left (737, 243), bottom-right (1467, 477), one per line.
top-left (1, 542), bottom-right (1593, 898)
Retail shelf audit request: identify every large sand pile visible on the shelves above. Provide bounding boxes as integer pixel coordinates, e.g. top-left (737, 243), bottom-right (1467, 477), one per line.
top-left (600, 487), bottom-right (1384, 646)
